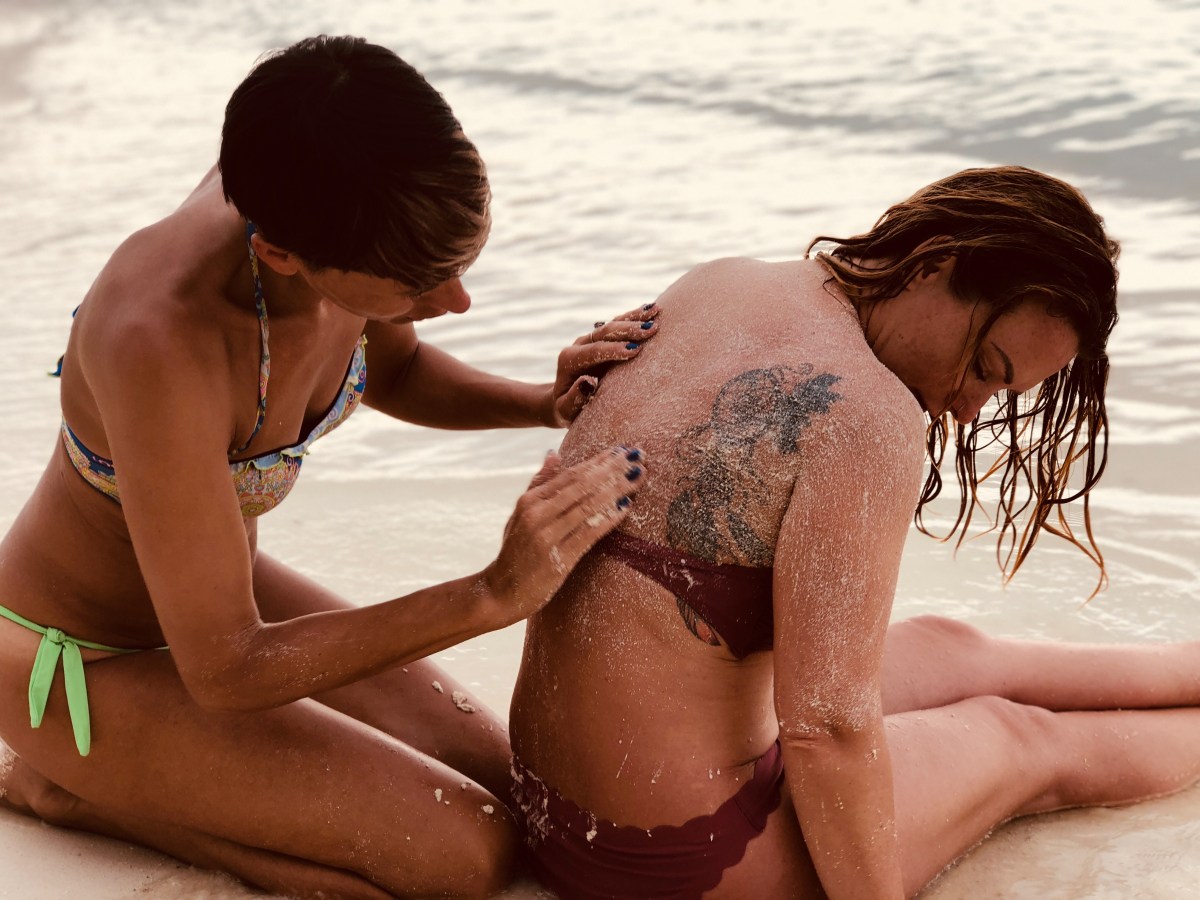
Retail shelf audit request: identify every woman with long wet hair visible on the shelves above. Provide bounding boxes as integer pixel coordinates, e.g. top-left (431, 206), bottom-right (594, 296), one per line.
top-left (510, 167), bottom-right (1200, 899)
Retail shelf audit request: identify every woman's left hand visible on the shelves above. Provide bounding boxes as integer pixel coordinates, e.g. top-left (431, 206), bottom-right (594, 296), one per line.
top-left (546, 302), bottom-right (660, 426)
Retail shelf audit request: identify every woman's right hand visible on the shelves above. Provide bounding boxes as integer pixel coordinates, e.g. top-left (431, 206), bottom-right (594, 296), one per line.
top-left (481, 446), bottom-right (645, 624)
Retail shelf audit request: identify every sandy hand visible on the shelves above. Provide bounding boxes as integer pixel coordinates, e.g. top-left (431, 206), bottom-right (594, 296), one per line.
top-left (482, 447), bottom-right (646, 623)
top-left (548, 302), bottom-right (660, 426)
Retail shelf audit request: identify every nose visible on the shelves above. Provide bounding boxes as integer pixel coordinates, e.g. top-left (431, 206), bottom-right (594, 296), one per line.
top-left (425, 278), bottom-right (471, 314)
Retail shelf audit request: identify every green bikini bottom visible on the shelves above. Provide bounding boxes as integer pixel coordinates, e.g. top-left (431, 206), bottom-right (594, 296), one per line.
top-left (0, 604), bottom-right (164, 757)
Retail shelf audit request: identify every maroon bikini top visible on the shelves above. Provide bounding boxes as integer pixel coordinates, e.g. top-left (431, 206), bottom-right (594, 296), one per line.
top-left (594, 530), bottom-right (773, 659)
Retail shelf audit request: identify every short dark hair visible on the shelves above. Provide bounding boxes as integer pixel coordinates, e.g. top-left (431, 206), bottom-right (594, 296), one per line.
top-left (807, 166), bottom-right (1120, 590)
top-left (219, 35), bottom-right (490, 292)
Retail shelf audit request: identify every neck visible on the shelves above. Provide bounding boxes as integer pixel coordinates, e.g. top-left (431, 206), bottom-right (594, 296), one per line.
top-left (810, 255), bottom-right (871, 339)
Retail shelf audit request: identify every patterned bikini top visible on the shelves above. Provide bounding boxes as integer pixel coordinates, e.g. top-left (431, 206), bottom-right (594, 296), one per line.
top-left (60, 222), bottom-right (368, 518)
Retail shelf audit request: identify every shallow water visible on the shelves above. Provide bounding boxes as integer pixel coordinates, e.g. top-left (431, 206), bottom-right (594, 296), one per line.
top-left (1, 1), bottom-right (1198, 897)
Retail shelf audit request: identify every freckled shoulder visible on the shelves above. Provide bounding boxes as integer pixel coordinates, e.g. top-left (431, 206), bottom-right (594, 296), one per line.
top-left (649, 256), bottom-right (767, 304)
top-left (791, 357), bottom-right (927, 499)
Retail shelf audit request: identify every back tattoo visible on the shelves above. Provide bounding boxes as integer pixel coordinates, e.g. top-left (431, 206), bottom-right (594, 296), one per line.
top-left (664, 365), bottom-right (841, 645)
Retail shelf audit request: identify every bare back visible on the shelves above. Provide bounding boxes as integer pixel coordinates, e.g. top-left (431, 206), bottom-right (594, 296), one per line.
top-left (510, 256), bottom-right (925, 828)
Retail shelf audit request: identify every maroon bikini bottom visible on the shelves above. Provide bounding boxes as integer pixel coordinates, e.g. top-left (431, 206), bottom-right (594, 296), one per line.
top-left (510, 742), bottom-right (784, 899)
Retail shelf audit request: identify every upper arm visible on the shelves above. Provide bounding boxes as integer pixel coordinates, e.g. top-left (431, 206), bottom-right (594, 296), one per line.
top-left (772, 375), bottom-right (926, 739)
top-left (87, 311), bottom-right (263, 701)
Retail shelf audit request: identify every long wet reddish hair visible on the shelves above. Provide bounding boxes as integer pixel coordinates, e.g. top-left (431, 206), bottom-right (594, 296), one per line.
top-left (807, 166), bottom-right (1120, 590)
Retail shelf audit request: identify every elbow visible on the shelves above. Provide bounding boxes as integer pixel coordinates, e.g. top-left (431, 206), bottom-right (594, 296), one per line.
top-left (779, 722), bottom-right (862, 753)
top-left (181, 665), bottom-right (264, 713)
top-left (175, 637), bottom-right (269, 713)
top-left (777, 706), bottom-right (884, 756)
top-left (778, 721), bottom-right (890, 778)
top-left (189, 683), bottom-right (265, 713)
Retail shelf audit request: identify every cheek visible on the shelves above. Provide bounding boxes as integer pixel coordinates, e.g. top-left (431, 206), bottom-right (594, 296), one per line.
top-left (924, 360), bottom-right (960, 395)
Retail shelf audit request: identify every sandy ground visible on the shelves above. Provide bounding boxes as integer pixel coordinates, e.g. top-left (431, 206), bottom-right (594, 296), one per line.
top-left (5, 739), bottom-right (1200, 899)
top-left (3, 473), bottom-right (1200, 899)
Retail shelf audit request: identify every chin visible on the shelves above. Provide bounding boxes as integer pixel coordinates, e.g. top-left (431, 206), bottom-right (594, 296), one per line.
top-left (390, 309), bottom-right (444, 324)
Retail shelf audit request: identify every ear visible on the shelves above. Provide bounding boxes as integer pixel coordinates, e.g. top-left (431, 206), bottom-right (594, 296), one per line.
top-left (919, 257), bottom-right (943, 278)
top-left (914, 236), bottom-right (955, 280)
top-left (250, 232), bottom-right (303, 276)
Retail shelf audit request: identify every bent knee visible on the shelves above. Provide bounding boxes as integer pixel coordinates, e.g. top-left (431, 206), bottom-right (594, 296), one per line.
top-left (391, 795), bottom-right (518, 899)
top-left (956, 695), bottom-right (1058, 752)
top-left (455, 807), bottom-right (519, 898)
top-left (901, 615), bottom-right (993, 653)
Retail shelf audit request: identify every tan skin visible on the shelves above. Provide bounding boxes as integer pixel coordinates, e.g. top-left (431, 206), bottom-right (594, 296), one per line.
top-left (0, 166), bottom-right (660, 898)
top-left (512, 255), bottom-right (1200, 899)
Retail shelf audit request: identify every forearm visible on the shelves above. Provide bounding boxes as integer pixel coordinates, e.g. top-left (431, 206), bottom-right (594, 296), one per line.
top-left (202, 571), bottom-right (505, 710)
top-left (782, 718), bottom-right (904, 900)
top-left (370, 341), bottom-right (553, 429)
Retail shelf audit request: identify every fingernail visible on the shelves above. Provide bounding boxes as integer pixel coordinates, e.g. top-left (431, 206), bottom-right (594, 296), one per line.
top-left (625, 342), bottom-right (639, 350)
top-left (624, 448), bottom-right (641, 462)
top-left (616, 496), bottom-right (632, 510)
top-left (640, 321), bottom-right (654, 330)
top-left (625, 466), bottom-right (642, 481)
top-left (593, 321), bottom-right (605, 328)
top-left (643, 303), bottom-right (655, 311)
top-left (579, 379), bottom-right (596, 396)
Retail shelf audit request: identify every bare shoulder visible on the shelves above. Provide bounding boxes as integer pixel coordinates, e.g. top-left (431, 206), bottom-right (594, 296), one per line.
top-left (81, 255), bottom-right (219, 382)
top-left (651, 256), bottom-right (765, 301)
top-left (790, 349), bottom-right (927, 503)
top-left (65, 222), bottom-right (241, 450)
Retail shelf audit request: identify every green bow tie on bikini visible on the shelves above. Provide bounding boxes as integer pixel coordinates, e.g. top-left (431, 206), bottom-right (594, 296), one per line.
top-left (0, 605), bottom-right (163, 756)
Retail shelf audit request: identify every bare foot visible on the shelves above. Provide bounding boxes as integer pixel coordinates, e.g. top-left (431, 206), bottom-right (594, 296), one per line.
top-left (0, 739), bottom-right (21, 809)
top-left (0, 741), bottom-right (75, 822)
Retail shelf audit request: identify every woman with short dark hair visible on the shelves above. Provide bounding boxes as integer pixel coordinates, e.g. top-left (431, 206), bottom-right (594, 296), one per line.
top-left (509, 167), bottom-right (1200, 899)
top-left (0, 35), bottom-right (654, 898)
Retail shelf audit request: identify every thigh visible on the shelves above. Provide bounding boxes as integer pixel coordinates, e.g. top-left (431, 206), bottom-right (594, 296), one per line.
top-left (251, 552), bottom-right (512, 797)
top-left (716, 697), bottom-right (1052, 898)
top-left (0, 646), bottom-right (515, 897)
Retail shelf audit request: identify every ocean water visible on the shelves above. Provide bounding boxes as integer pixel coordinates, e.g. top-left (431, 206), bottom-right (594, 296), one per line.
top-left (1, 1), bottom-right (1198, 897)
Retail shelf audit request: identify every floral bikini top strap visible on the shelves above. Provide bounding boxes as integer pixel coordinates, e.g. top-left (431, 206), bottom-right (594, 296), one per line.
top-left (233, 221), bottom-right (271, 455)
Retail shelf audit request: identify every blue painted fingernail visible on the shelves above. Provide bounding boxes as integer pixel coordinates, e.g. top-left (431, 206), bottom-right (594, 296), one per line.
top-left (616, 496), bottom-right (632, 510)
top-left (625, 342), bottom-right (639, 350)
top-left (643, 303), bottom-right (655, 310)
top-left (625, 448), bottom-right (641, 462)
top-left (594, 321), bottom-right (605, 328)
top-left (625, 465), bottom-right (642, 481)
top-left (641, 321), bottom-right (654, 330)
top-left (579, 379), bottom-right (596, 396)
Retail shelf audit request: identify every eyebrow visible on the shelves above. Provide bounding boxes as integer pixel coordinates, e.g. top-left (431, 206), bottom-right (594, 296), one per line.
top-left (990, 342), bottom-right (1015, 385)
